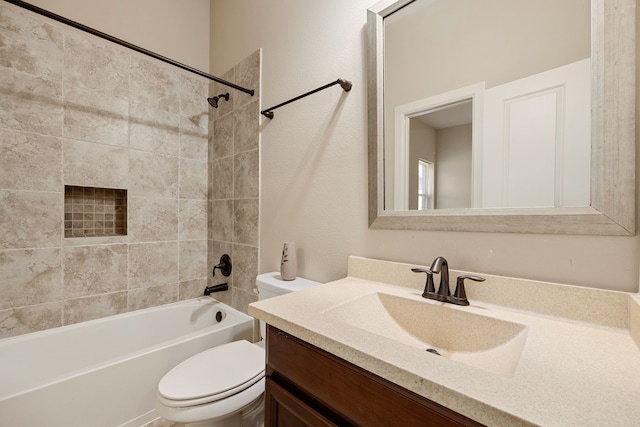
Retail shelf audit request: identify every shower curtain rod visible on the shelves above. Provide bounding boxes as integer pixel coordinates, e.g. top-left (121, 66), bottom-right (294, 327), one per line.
top-left (3, 0), bottom-right (255, 97)
top-left (261, 78), bottom-right (352, 119)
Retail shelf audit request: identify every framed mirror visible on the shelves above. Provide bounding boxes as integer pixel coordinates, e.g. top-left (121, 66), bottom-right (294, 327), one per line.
top-left (367, 0), bottom-right (636, 235)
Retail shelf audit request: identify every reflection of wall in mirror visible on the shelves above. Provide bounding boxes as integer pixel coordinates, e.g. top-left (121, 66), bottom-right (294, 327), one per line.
top-left (383, 0), bottom-right (590, 210)
top-left (384, 0), bottom-right (590, 108)
top-left (436, 124), bottom-right (472, 209)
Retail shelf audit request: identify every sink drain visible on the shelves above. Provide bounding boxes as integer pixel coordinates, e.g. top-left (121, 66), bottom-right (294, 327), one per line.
top-left (426, 348), bottom-right (441, 356)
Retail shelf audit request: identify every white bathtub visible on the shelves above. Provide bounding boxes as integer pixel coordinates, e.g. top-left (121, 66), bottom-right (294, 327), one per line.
top-left (0, 297), bottom-right (255, 427)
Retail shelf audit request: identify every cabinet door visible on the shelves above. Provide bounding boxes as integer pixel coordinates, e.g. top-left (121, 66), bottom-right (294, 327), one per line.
top-left (266, 377), bottom-right (338, 427)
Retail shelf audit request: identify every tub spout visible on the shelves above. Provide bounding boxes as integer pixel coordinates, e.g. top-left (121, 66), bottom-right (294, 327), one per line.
top-left (203, 283), bottom-right (228, 295)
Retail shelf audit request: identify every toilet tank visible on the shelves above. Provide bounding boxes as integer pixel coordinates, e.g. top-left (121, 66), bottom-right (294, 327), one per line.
top-left (256, 272), bottom-right (320, 339)
top-left (256, 272), bottom-right (320, 300)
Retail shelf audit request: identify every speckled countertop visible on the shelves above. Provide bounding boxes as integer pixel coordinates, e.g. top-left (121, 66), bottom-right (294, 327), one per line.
top-left (248, 256), bottom-right (640, 427)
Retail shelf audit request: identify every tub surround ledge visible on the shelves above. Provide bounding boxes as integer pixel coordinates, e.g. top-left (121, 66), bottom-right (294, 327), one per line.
top-left (249, 256), bottom-right (640, 427)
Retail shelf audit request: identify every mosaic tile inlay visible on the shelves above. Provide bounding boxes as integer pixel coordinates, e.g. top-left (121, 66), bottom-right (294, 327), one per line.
top-left (64, 185), bottom-right (127, 237)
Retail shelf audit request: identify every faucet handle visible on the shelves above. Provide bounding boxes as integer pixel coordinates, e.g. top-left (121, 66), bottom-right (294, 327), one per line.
top-left (411, 268), bottom-right (436, 297)
top-left (448, 275), bottom-right (485, 306)
top-left (212, 254), bottom-right (232, 277)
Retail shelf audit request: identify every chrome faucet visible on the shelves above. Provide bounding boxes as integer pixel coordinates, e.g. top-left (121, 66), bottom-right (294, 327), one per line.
top-left (412, 256), bottom-right (485, 306)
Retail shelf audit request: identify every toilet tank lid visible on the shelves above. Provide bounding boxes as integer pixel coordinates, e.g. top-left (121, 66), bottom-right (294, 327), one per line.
top-left (256, 272), bottom-right (321, 294)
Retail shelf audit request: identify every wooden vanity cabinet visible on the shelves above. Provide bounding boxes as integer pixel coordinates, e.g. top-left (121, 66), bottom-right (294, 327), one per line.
top-left (265, 325), bottom-right (484, 427)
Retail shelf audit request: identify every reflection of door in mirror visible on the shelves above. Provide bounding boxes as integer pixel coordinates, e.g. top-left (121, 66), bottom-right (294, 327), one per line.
top-left (384, 0), bottom-right (591, 211)
top-left (482, 59), bottom-right (591, 208)
top-left (406, 101), bottom-right (472, 210)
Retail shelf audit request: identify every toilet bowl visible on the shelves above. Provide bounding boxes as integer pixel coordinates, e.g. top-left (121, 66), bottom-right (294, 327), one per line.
top-left (156, 273), bottom-right (320, 427)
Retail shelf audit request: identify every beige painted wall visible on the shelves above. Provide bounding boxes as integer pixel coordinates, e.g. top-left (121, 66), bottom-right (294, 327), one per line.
top-left (23, 0), bottom-right (210, 71)
top-left (211, 0), bottom-right (640, 293)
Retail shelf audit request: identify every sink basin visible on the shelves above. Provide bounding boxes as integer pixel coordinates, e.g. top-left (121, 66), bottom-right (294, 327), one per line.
top-left (326, 292), bottom-right (528, 377)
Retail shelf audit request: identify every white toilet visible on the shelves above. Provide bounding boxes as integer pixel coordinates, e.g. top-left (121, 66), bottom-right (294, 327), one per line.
top-left (156, 272), bottom-right (320, 427)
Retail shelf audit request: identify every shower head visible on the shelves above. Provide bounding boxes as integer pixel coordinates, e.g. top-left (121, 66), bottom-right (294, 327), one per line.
top-left (207, 92), bottom-right (230, 108)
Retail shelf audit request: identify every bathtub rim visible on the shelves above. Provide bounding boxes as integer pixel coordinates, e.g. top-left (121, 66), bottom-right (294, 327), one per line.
top-left (0, 297), bottom-right (255, 401)
top-left (0, 296), bottom-right (250, 345)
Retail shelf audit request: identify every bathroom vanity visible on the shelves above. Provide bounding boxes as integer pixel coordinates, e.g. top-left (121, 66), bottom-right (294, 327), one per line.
top-left (265, 324), bottom-right (481, 426)
top-left (249, 256), bottom-right (640, 426)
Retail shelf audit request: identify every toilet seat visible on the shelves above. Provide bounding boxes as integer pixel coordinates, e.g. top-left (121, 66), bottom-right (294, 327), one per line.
top-left (158, 340), bottom-right (265, 408)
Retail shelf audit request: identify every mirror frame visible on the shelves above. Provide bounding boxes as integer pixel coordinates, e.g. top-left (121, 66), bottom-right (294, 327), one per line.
top-left (367, 0), bottom-right (636, 235)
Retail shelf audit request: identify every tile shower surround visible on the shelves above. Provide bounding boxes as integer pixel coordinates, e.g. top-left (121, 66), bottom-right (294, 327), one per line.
top-left (207, 50), bottom-right (261, 315)
top-left (0, 4), bottom-right (261, 339)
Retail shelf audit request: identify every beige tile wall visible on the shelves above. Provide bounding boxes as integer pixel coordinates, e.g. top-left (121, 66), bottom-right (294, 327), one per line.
top-left (0, 5), bottom-right (225, 338)
top-left (208, 50), bottom-right (261, 314)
